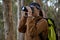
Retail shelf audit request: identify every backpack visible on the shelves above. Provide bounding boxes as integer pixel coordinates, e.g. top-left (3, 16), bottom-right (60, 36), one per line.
top-left (45, 18), bottom-right (58, 40)
top-left (36, 18), bottom-right (58, 40)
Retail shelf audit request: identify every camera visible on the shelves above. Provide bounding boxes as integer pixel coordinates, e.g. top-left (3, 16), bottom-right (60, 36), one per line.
top-left (21, 6), bottom-right (34, 13)
top-left (21, 6), bottom-right (34, 17)
top-left (21, 6), bottom-right (28, 12)
top-left (21, 2), bottom-right (42, 17)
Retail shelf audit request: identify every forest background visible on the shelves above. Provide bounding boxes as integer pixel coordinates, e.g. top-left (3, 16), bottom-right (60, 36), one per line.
top-left (0, 0), bottom-right (60, 40)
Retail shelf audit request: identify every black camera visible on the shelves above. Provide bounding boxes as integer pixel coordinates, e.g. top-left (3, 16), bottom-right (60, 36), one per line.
top-left (21, 2), bottom-right (42, 16)
top-left (21, 6), bottom-right (34, 17)
top-left (21, 3), bottom-right (43, 17)
top-left (21, 6), bottom-right (28, 12)
top-left (21, 6), bottom-right (34, 13)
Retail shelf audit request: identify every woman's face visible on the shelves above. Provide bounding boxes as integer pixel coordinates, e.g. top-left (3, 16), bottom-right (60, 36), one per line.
top-left (21, 6), bottom-right (40, 17)
top-left (32, 6), bottom-right (40, 17)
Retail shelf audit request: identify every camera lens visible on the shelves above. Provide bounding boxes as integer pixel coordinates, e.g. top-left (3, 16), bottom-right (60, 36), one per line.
top-left (21, 6), bottom-right (28, 12)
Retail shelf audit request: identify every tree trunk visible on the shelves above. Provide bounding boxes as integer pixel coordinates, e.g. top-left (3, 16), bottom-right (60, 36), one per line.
top-left (17, 0), bottom-right (20, 40)
top-left (21, 0), bottom-right (24, 6)
top-left (17, 0), bottom-right (24, 40)
top-left (3, 0), bottom-right (16, 40)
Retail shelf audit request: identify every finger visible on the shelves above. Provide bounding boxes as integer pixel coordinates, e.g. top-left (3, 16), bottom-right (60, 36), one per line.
top-left (26, 6), bottom-right (32, 12)
top-left (21, 11), bottom-right (25, 17)
top-left (26, 6), bottom-right (32, 16)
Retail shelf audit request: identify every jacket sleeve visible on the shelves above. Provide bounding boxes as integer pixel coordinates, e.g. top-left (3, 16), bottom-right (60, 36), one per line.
top-left (36, 19), bottom-right (48, 34)
top-left (18, 16), bottom-right (27, 33)
top-left (26, 16), bottom-right (37, 37)
top-left (37, 19), bottom-right (48, 40)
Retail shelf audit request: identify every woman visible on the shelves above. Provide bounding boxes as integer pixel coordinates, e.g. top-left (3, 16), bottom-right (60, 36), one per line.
top-left (18, 2), bottom-right (48, 40)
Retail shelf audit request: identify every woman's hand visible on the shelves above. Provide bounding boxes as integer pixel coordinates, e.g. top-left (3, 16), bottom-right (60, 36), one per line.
top-left (26, 6), bottom-right (32, 17)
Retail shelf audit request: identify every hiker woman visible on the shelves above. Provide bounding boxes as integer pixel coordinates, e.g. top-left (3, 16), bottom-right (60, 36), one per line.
top-left (18, 2), bottom-right (48, 40)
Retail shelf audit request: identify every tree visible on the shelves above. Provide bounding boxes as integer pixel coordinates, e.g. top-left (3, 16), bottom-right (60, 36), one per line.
top-left (3, 0), bottom-right (16, 40)
top-left (0, 3), bottom-right (4, 40)
top-left (17, 0), bottom-right (24, 40)
top-left (17, 0), bottom-right (20, 40)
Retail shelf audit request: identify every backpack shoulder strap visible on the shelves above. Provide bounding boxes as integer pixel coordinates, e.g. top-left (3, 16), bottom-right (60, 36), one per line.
top-left (44, 18), bottom-right (55, 26)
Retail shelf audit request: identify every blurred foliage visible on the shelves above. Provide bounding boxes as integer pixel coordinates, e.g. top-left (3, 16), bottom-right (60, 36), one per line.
top-left (0, 3), bottom-right (4, 40)
top-left (24, 0), bottom-right (32, 5)
top-left (12, 0), bottom-right (17, 23)
top-left (0, 3), bottom-right (3, 19)
top-left (12, 0), bottom-right (17, 39)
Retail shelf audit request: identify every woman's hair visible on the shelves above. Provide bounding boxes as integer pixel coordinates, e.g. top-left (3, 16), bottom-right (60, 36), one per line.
top-left (29, 2), bottom-right (43, 17)
top-left (39, 10), bottom-right (43, 17)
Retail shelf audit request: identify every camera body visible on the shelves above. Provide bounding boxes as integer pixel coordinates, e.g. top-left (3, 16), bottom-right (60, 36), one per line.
top-left (21, 6), bottom-right (34, 16)
top-left (21, 6), bottom-right (28, 12)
